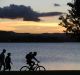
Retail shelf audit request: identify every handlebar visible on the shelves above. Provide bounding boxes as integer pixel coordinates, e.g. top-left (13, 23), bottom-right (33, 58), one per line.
top-left (35, 61), bottom-right (40, 65)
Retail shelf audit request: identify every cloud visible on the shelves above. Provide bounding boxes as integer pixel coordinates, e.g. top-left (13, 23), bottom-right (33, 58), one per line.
top-left (38, 12), bottom-right (63, 17)
top-left (0, 4), bottom-right (63, 22)
top-left (54, 3), bottom-right (61, 7)
top-left (0, 4), bottom-right (40, 21)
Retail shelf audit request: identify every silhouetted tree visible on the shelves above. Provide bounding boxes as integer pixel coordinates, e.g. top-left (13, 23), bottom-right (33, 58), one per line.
top-left (59, 0), bottom-right (80, 40)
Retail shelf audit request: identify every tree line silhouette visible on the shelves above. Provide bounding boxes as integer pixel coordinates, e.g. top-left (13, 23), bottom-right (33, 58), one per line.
top-left (0, 30), bottom-right (78, 42)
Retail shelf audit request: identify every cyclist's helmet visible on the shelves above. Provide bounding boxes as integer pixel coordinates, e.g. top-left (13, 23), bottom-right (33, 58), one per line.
top-left (33, 52), bottom-right (37, 56)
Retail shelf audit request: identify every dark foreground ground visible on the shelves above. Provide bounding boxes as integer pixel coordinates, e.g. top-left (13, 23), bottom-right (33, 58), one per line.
top-left (0, 71), bottom-right (80, 75)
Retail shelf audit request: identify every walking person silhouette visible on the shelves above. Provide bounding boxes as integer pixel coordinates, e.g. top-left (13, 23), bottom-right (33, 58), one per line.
top-left (5, 53), bottom-right (12, 71)
top-left (0, 49), bottom-right (6, 71)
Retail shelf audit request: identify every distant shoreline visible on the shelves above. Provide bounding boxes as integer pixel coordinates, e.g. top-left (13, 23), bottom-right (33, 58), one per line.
top-left (0, 30), bottom-right (79, 42)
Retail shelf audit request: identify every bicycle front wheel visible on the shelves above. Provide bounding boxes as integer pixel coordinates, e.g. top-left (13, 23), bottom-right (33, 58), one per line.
top-left (35, 66), bottom-right (46, 71)
top-left (20, 66), bottom-right (29, 71)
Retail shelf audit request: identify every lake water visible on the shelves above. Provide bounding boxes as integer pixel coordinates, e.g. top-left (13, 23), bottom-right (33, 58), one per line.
top-left (0, 43), bottom-right (80, 70)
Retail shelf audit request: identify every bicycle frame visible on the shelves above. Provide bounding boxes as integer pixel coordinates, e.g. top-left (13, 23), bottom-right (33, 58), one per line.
top-left (20, 62), bottom-right (46, 71)
top-left (28, 62), bottom-right (39, 71)
top-left (32, 63), bottom-right (39, 70)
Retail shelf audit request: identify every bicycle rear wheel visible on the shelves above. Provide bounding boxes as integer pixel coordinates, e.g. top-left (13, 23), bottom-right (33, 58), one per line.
top-left (35, 66), bottom-right (46, 71)
top-left (20, 66), bottom-right (29, 71)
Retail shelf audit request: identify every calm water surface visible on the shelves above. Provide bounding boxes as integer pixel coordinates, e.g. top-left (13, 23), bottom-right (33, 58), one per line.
top-left (0, 43), bottom-right (80, 70)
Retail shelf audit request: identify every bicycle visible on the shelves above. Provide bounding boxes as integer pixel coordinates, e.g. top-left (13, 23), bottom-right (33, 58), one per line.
top-left (20, 62), bottom-right (46, 71)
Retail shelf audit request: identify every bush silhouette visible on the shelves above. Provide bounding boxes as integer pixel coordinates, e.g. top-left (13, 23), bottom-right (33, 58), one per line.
top-left (59, 0), bottom-right (80, 40)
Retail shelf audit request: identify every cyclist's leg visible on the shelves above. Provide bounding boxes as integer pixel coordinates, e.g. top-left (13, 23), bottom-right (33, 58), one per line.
top-left (31, 61), bottom-right (35, 67)
top-left (27, 61), bottom-right (33, 70)
top-left (28, 60), bottom-right (35, 70)
top-left (30, 61), bottom-right (35, 70)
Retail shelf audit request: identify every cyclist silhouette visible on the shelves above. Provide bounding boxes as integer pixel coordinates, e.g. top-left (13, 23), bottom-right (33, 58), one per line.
top-left (25, 52), bottom-right (40, 70)
top-left (20, 52), bottom-right (46, 71)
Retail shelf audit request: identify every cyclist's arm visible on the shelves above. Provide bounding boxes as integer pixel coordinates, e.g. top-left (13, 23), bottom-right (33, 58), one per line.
top-left (33, 57), bottom-right (40, 63)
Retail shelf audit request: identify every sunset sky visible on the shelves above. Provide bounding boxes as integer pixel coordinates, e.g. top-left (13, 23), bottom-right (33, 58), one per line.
top-left (0, 0), bottom-right (71, 33)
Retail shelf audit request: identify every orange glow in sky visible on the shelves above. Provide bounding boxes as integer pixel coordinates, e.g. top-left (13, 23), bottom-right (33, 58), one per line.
top-left (0, 20), bottom-right (65, 33)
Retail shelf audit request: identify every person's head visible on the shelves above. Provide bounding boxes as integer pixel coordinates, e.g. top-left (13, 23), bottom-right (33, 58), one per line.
top-left (33, 52), bottom-right (37, 56)
top-left (3, 49), bottom-right (6, 53)
top-left (7, 53), bottom-right (11, 56)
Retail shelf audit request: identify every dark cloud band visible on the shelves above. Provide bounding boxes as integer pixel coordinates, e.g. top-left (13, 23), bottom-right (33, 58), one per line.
top-left (0, 4), bottom-right (40, 21)
top-left (0, 4), bottom-right (63, 21)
